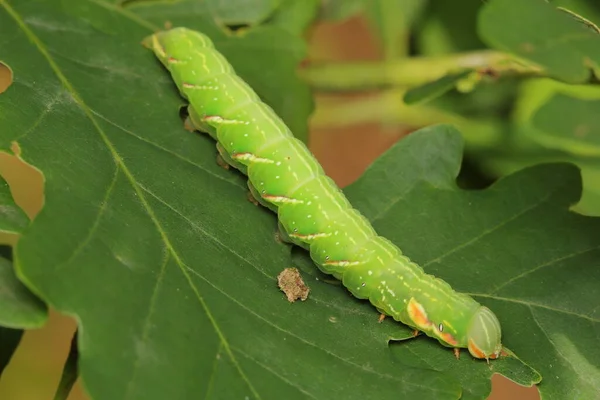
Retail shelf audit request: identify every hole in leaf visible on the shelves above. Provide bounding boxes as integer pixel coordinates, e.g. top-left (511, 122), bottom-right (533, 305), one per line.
top-left (224, 23), bottom-right (250, 33)
top-left (178, 105), bottom-right (188, 122)
top-left (0, 62), bottom-right (13, 94)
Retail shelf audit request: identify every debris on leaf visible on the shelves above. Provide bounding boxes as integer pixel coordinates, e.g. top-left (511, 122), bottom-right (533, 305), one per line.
top-left (277, 267), bottom-right (310, 302)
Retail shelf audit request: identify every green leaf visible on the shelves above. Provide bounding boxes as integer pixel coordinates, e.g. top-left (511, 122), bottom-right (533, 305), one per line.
top-left (0, 326), bottom-right (22, 376)
top-left (531, 94), bottom-right (600, 156)
top-left (0, 247), bottom-right (48, 329)
top-left (365, 0), bottom-right (427, 59)
top-left (403, 70), bottom-right (473, 105)
top-left (478, 0), bottom-right (600, 83)
top-left (342, 125), bottom-right (597, 399)
top-left (124, 0), bottom-right (313, 143)
top-left (510, 77), bottom-right (600, 216)
top-left (267, 0), bottom-right (319, 36)
top-left (205, 0), bottom-right (281, 27)
top-left (0, 175), bottom-right (28, 235)
top-left (318, 0), bottom-right (366, 21)
top-left (415, 0), bottom-right (486, 55)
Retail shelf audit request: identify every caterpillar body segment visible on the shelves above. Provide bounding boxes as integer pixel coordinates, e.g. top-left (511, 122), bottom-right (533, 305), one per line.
top-left (144, 27), bottom-right (503, 360)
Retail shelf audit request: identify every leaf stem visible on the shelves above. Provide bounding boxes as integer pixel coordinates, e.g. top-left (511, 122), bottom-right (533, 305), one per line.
top-left (53, 331), bottom-right (79, 400)
top-left (310, 89), bottom-right (506, 150)
top-left (301, 50), bottom-right (542, 91)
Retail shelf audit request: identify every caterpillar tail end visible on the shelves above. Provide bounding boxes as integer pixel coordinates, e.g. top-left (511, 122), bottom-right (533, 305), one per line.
top-left (466, 306), bottom-right (502, 361)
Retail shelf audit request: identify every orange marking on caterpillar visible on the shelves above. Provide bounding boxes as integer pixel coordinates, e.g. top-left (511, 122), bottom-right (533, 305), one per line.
top-left (407, 298), bottom-right (432, 330)
top-left (437, 331), bottom-right (459, 346)
top-left (468, 338), bottom-right (486, 359)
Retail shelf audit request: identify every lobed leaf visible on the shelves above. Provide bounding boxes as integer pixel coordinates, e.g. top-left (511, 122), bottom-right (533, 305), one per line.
top-left (531, 94), bottom-right (600, 156)
top-left (478, 0), bottom-right (600, 83)
top-left (0, 251), bottom-right (48, 329)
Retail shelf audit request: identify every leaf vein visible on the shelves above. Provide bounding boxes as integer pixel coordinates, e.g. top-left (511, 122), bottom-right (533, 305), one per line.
top-left (90, 109), bottom-right (245, 190)
top-left (469, 293), bottom-right (600, 323)
top-left (423, 190), bottom-right (553, 267)
top-left (489, 245), bottom-right (600, 294)
top-left (124, 249), bottom-right (169, 399)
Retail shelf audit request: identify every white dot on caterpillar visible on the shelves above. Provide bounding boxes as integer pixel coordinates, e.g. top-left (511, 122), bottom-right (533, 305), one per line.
top-left (276, 161), bottom-right (281, 166)
top-left (361, 282), bottom-right (366, 287)
top-left (276, 176), bottom-right (280, 179)
top-left (438, 323), bottom-right (444, 332)
top-left (368, 270), bottom-right (373, 275)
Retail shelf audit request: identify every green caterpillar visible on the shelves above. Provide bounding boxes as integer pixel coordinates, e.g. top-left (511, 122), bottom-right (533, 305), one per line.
top-left (143, 27), bottom-right (503, 361)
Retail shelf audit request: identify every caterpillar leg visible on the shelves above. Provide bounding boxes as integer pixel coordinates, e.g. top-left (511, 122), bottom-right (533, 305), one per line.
top-left (247, 180), bottom-right (278, 212)
top-left (247, 190), bottom-right (259, 206)
top-left (276, 221), bottom-right (310, 250)
top-left (454, 348), bottom-right (460, 360)
top-left (378, 314), bottom-right (386, 323)
top-left (186, 105), bottom-right (217, 139)
top-left (216, 142), bottom-right (248, 174)
top-left (183, 116), bottom-right (196, 133)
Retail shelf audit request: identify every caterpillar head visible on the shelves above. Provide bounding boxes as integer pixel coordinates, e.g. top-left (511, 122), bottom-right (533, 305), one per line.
top-left (466, 306), bottom-right (502, 360)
